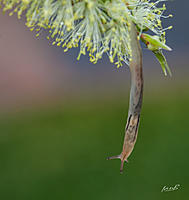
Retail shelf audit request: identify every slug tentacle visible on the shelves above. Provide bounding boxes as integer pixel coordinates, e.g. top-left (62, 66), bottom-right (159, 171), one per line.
top-left (107, 21), bottom-right (143, 173)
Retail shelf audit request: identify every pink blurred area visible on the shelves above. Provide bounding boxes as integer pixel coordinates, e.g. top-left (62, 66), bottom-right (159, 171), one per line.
top-left (0, 12), bottom-right (75, 111)
top-left (0, 12), bottom-right (132, 113)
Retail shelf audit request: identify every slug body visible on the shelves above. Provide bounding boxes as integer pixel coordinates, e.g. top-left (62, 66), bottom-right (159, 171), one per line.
top-left (108, 22), bottom-right (143, 173)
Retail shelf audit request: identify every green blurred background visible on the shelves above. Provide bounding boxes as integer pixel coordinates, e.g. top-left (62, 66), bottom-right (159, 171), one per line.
top-left (0, 0), bottom-right (189, 199)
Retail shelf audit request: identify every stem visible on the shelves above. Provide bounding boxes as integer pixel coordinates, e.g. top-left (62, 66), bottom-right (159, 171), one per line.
top-left (107, 21), bottom-right (143, 173)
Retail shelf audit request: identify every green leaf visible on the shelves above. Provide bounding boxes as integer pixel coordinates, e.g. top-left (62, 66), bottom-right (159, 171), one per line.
top-left (152, 50), bottom-right (172, 76)
top-left (142, 33), bottom-right (172, 51)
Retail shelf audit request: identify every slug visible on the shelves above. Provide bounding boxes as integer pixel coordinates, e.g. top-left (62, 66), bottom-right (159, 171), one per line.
top-left (107, 21), bottom-right (143, 173)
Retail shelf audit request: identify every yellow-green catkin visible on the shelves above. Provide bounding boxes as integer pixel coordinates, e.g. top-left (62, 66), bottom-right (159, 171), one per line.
top-left (0, 0), bottom-right (172, 67)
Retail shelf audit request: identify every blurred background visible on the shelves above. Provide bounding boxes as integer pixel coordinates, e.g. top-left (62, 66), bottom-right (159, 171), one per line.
top-left (0, 0), bottom-right (189, 199)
